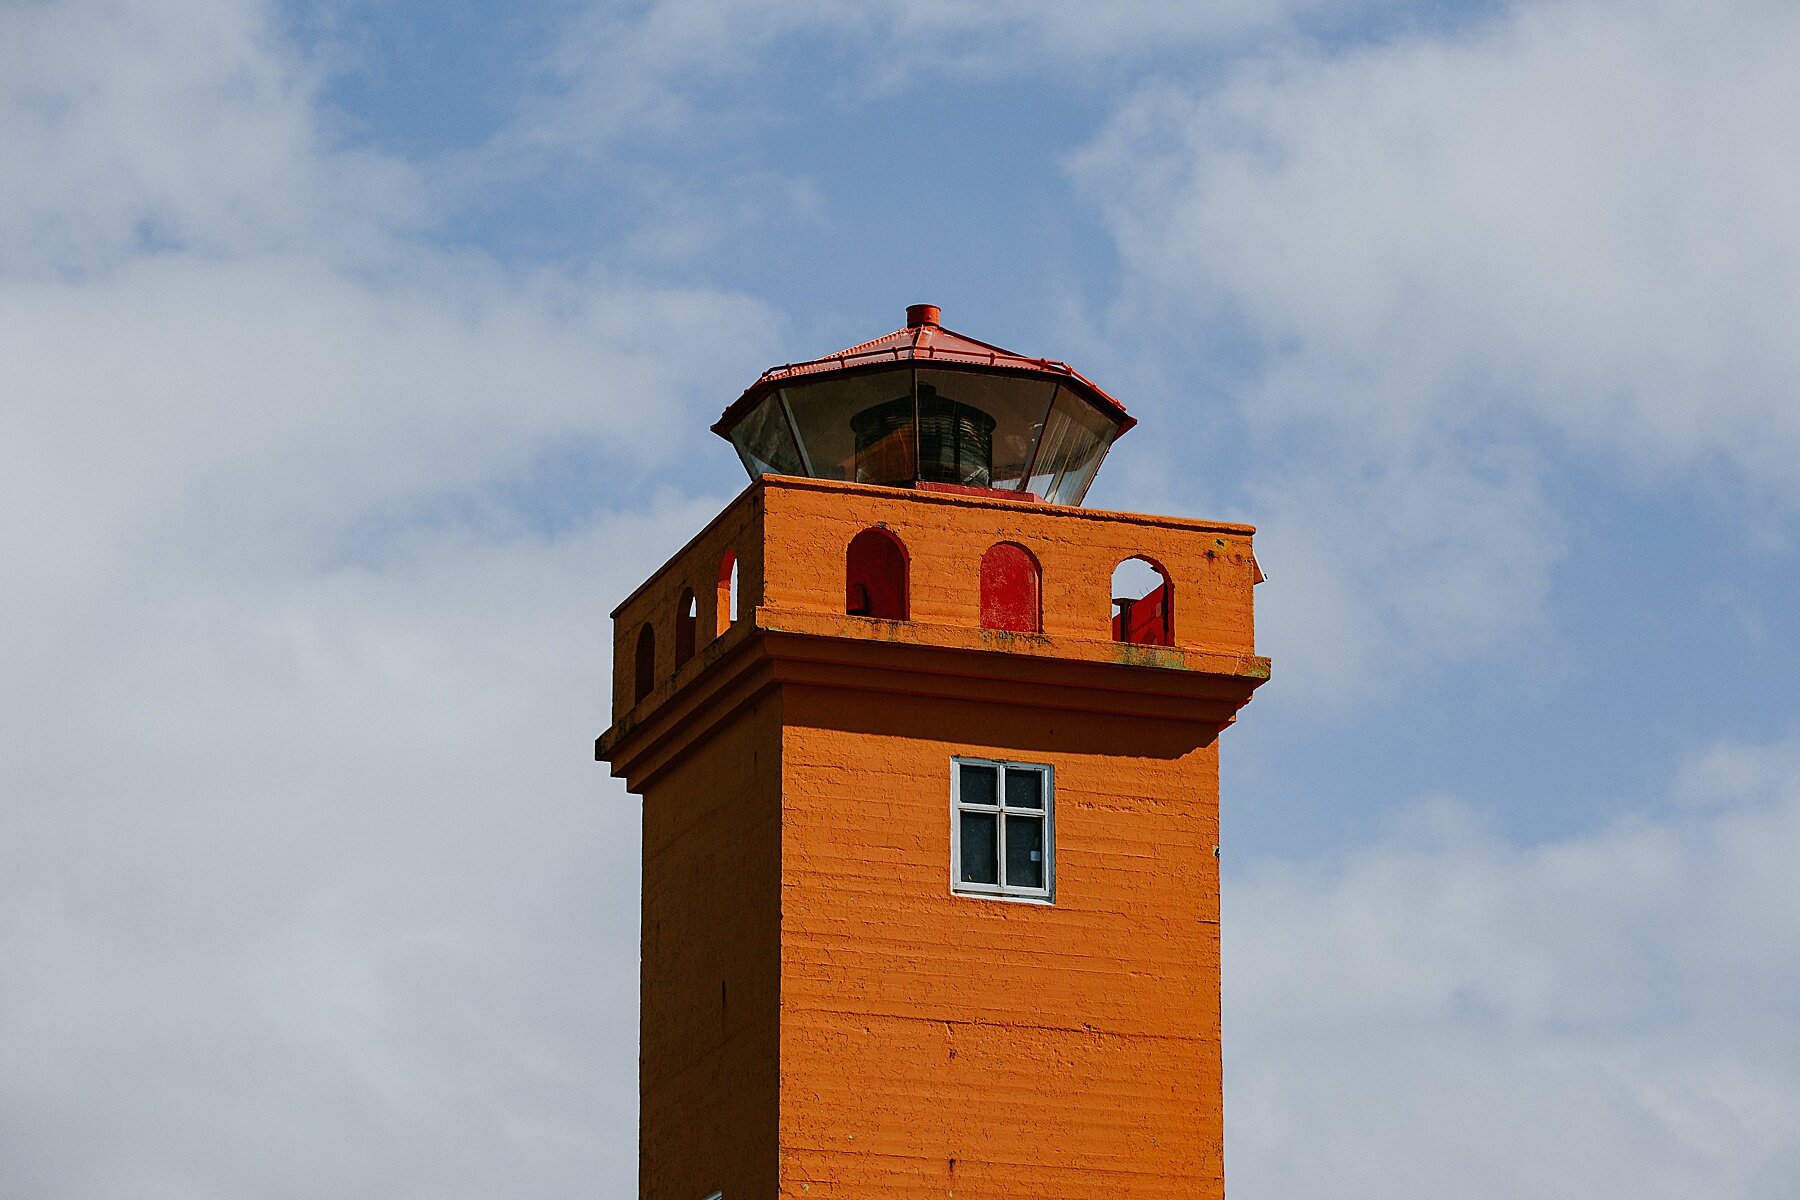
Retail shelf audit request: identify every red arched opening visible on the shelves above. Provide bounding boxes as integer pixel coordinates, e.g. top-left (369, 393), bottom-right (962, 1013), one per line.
top-left (633, 622), bottom-right (657, 703)
top-left (1111, 556), bottom-right (1172, 646)
top-left (980, 542), bottom-right (1041, 633)
top-left (846, 528), bottom-right (908, 620)
top-left (674, 588), bottom-right (697, 667)
top-left (716, 550), bottom-right (738, 636)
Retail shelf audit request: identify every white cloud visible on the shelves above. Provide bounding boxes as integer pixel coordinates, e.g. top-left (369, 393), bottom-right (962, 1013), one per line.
top-left (10, 1), bottom-right (1797, 1195)
top-left (0, 501), bottom-right (726, 1197)
top-left (1077, 0), bottom-right (1800, 699)
top-left (1673, 734), bottom-right (1800, 812)
top-left (0, 2), bottom-right (767, 1194)
top-left (1086, 0), bottom-right (1800, 470)
top-left (0, 0), bottom-right (419, 273)
top-left (1249, 436), bottom-right (1558, 699)
top-left (519, 0), bottom-right (1412, 157)
top-left (1227, 735), bottom-right (1800, 1199)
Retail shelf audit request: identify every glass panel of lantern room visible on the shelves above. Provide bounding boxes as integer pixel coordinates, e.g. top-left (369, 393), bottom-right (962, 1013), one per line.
top-left (1028, 389), bottom-right (1119, 505)
top-left (726, 394), bottom-right (805, 479)
top-left (782, 367), bottom-right (916, 485)
top-left (912, 381), bottom-right (994, 489)
top-left (914, 369), bottom-right (1057, 493)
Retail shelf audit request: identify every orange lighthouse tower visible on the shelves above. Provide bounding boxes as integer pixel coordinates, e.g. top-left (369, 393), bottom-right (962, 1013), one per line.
top-left (597, 305), bottom-right (1268, 1199)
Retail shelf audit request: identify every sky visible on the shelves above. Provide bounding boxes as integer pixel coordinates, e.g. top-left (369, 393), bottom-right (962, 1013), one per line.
top-left (3, 0), bottom-right (1799, 1195)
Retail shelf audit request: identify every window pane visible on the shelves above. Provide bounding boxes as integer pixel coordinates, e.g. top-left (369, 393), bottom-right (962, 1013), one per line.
top-left (1004, 768), bottom-right (1043, 810)
top-left (1005, 815), bottom-right (1044, 889)
top-left (960, 813), bottom-right (999, 884)
top-left (959, 763), bottom-right (998, 807)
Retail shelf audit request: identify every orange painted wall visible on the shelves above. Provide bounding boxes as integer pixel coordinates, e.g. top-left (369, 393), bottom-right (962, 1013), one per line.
top-left (600, 476), bottom-right (1265, 1199)
top-left (757, 479), bottom-right (1256, 654)
top-left (606, 478), bottom-right (1259, 710)
top-left (777, 692), bottom-right (1225, 1196)
top-left (638, 688), bottom-right (783, 1199)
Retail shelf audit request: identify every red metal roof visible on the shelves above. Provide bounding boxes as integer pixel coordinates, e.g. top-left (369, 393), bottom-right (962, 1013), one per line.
top-left (712, 307), bottom-right (1136, 439)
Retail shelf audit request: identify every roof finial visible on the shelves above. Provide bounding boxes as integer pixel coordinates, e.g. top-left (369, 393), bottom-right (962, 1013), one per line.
top-left (905, 303), bottom-right (941, 328)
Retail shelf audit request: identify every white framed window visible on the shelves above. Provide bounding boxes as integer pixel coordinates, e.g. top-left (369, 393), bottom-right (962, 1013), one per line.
top-left (951, 757), bottom-right (1053, 902)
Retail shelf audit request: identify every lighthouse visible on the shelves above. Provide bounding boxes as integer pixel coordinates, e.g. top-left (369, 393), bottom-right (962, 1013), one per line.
top-left (596, 305), bottom-right (1268, 1198)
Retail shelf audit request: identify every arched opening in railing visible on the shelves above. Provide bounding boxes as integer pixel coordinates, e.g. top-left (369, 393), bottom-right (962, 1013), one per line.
top-left (1111, 556), bottom-right (1172, 646)
top-left (845, 527), bottom-right (909, 621)
top-left (674, 588), bottom-right (697, 667)
top-left (633, 622), bottom-right (657, 703)
top-left (980, 542), bottom-right (1041, 633)
top-left (716, 550), bottom-right (738, 636)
